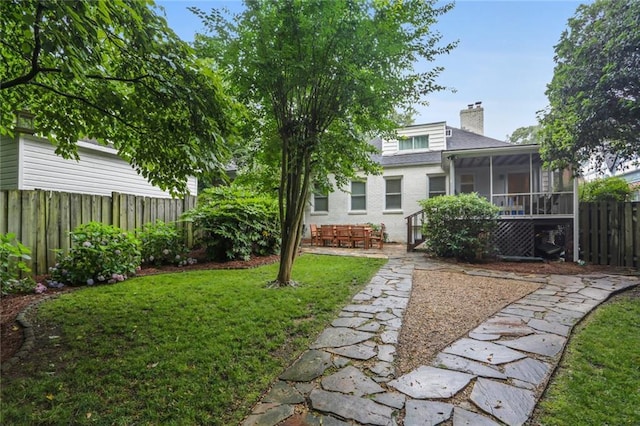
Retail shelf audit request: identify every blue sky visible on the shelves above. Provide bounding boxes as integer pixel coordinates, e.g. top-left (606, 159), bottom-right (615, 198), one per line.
top-left (156, 0), bottom-right (584, 141)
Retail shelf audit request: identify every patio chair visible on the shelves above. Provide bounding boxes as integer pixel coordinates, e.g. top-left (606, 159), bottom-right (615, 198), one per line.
top-left (309, 224), bottom-right (320, 246)
top-left (320, 225), bottom-right (336, 247)
top-left (350, 225), bottom-right (369, 249)
top-left (335, 225), bottom-right (352, 247)
top-left (369, 224), bottom-right (385, 249)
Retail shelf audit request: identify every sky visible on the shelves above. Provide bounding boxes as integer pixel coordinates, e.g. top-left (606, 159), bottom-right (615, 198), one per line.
top-left (155, 0), bottom-right (584, 141)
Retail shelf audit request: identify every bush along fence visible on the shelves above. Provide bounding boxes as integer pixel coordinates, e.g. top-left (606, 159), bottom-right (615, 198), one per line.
top-left (580, 201), bottom-right (639, 268)
top-left (0, 189), bottom-right (197, 275)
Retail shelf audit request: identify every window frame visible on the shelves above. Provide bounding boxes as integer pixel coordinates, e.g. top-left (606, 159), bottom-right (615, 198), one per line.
top-left (459, 173), bottom-right (475, 194)
top-left (312, 191), bottom-right (329, 213)
top-left (428, 175), bottom-right (447, 198)
top-left (398, 135), bottom-right (429, 151)
top-left (350, 180), bottom-right (367, 212)
top-left (385, 176), bottom-right (402, 210)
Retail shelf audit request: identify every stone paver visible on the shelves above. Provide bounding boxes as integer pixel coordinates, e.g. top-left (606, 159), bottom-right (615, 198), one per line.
top-left (321, 366), bottom-right (384, 397)
top-left (443, 338), bottom-right (527, 365)
top-left (242, 246), bottom-right (639, 425)
top-left (470, 378), bottom-right (536, 425)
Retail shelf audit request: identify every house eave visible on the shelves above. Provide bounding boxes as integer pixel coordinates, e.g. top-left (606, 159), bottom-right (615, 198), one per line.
top-left (441, 144), bottom-right (539, 170)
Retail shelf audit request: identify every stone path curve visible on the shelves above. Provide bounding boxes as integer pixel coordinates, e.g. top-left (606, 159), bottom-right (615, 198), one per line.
top-left (243, 250), bottom-right (638, 426)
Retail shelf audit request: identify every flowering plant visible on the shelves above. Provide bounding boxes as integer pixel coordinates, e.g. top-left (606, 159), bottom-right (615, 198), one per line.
top-left (49, 222), bottom-right (141, 286)
top-left (1, 233), bottom-right (35, 296)
top-left (137, 221), bottom-right (195, 266)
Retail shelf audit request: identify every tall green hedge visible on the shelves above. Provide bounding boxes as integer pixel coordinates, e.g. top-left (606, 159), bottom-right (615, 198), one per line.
top-left (579, 176), bottom-right (631, 202)
top-left (419, 193), bottom-right (499, 261)
top-left (184, 186), bottom-right (280, 261)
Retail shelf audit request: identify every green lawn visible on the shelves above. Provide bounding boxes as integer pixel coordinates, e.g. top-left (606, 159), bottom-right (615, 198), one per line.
top-left (535, 291), bottom-right (640, 425)
top-left (0, 254), bottom-right (386, 425)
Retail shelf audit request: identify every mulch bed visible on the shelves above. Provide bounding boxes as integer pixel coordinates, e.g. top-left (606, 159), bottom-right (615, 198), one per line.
top-left (2, 250), bottom-right (636, 364)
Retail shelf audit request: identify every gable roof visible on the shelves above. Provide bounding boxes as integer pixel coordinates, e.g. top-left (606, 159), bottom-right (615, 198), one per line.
top-left (446, 126), bottom-right (511, 150)
top-left (370, 125), bottom-right (512, 167)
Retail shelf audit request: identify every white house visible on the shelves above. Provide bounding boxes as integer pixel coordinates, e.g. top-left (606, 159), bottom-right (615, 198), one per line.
top-left (581, 154), bottom-right (640, 201)
top-left (304, 103), bottom-right (580, 261)
top-left (0, 133), bottom-right (197, 198)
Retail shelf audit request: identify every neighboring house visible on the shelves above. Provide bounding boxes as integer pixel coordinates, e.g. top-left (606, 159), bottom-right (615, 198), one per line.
top-left (0, 133), bottom-right (197, 198)
top-left (304, 103), bottom-right (579, 261)
top-left (581, 154), bottom-right (640, 201)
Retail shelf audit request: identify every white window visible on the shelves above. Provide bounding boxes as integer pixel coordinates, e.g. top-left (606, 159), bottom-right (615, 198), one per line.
top-left (385, 177), bottom-right (402, 209)
top-left (399, 135), bottom-right (428, 151)
top-left (460, 174), bottom-right (475, 193)
top-left (351, 181), bottom-right (366, 211)
top-left (313, 192), bottom-right (328, 212)
top-left (428, 175), bottom-right (446, 198)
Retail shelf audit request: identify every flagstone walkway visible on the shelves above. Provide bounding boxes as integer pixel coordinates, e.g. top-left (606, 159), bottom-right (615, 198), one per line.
top-left (242, 248), bottom-right (638, 426)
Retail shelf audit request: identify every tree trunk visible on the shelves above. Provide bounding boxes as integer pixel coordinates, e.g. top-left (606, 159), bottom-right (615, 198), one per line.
top-left (275, 135), bottom-right (312, 285)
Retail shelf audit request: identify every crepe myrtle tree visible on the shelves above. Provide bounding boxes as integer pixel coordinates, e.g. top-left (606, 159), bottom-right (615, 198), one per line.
top-left (539, 0), bottom-right (640, 174)
top-left (0, 0), bottom-right (240, 195)
top-left (192, 0), bottom-right (456, 286)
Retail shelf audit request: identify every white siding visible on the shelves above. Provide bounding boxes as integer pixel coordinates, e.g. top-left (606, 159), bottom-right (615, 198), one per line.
top-left (19, 135), bottom-right (197, 198)
top-left (305, 163), bottom-right (446, 243)
top-left (0, 136), bottom-right (19, 190)
top-left (382, 122), bottom-right (447, 155)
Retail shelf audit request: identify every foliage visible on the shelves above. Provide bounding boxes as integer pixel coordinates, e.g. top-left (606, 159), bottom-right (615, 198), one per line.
top-left (419, 193), bottom-right (500, 261)
top-left (183, 186), bottom-right (280, 261)
top-left (0, 255), bottom-right (385, 425)
top-left (192, 0), bottom-right (456, 284)
top-left (536, 294), bottom-right (640, 425)
top-left (579, 176), bottom-right (631, 202)
top-left (137, 220), bottom-right (195, 267)
top-left (49, 222), bottom-right (140, 286)
top-left (0, 233), bottom-right (35, 296)
top-left (539, 0), bottom-right (640, 173)
top-left (506, 125), bottom-right (541, 145)
top-left (0, 0), bottom-right (240, 195)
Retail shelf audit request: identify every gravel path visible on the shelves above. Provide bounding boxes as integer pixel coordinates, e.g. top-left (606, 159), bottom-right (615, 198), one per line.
top-left (397, 269), bottom-right (540, 374)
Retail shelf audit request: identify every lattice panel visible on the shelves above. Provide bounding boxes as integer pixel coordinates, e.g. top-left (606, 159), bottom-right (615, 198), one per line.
top-left (493, 220), bottom-right (535, 257)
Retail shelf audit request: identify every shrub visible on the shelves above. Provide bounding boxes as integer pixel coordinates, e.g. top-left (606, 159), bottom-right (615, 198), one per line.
top-left (183, 186), bottom-right (280, 261)
top-left (579, 176), bottom-right (631, 202)
top-left (49, 222), bottom-right (141, 286)
top-left (138, 221), bottom-right (195, 267)
top-left (419, 193), bottom-right (500, 261)
top-left (0, 233), bottom-right (35, 296)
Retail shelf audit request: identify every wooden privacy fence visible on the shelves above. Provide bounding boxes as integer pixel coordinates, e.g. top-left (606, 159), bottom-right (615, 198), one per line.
top-left (579, 201), bottom-right (639, 268)
top-left (0, 189), bottom-right (197, 275)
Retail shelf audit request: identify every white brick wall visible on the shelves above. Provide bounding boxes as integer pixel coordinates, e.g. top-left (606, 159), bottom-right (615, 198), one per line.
top-left (305, 163), bottom-right (447, 243)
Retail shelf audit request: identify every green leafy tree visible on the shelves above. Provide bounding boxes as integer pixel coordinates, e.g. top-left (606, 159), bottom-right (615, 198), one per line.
top-left (193, 0), bottom-right (456, 285)
top-left (539, 0), bottom-right (640, 172)
top-left (579, 176), bottom-right (631, 202)
top-left (507, 125), bottom-right (541, 145)
top-left (0, 0), bottom-right (239, 195)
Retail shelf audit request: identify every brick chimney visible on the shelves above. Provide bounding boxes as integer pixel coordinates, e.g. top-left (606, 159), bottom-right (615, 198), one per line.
top-left (460, 101), bottom-right (484, 135)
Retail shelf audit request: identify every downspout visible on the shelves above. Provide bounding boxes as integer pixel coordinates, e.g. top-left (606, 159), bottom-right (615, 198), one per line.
top-left (573, 173), bottom-right (579, 262)
top-left (449, 156), bottom-right (456, 195)
top-left (529, 152), bottom-right (533, 215)
top-left (489, 155), bottom-right (493, 205)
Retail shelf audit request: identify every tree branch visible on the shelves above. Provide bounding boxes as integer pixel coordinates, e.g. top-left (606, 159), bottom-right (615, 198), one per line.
top-left (28, 81), bottom-right (144, 134)
top-left (1, 3), bottom-right (44, 90)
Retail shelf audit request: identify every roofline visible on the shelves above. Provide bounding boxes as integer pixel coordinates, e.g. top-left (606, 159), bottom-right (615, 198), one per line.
top-left (443, 143), bottom-right (540, 159)
top-left (398, 121), bottom-right (447, 129)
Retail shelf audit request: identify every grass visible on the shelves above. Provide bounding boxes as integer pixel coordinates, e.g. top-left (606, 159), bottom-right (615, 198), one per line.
top-left (536, 292), bottom-right (640, 425)
top-left (0, 254), bottom-right (386, 425)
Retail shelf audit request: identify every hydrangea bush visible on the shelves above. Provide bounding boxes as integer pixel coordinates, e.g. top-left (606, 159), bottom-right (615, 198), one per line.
top-left (137, 220), bottom-right (196, 267)
top-left (0, 233), bottom-right (35, 296)
top-left (49, 222), bottom-right (141, 286)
